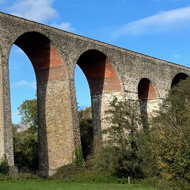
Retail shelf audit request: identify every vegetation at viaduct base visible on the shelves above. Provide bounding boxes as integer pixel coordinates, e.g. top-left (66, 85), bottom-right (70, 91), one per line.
top-left (1, 78), bottom-right (190, 190)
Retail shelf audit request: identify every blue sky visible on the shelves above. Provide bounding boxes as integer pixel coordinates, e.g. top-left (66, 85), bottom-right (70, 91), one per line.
top-left (1, 0), bottom-right (190, 123)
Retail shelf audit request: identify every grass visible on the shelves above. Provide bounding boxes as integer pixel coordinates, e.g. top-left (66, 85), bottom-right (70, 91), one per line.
top-left (0, 181), bottom-right (157, 190)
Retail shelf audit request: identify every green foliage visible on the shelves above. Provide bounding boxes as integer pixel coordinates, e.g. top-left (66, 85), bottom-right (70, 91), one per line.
top-left (50, 163), bottom-right (130, 184)
top-left (74, 146), bottom-right (84, 167)
top-left (137, 177), bottom-right (159, 188)
top-left (156, 178), bottom-right (190, 190)
top-left (104, 97), bottom-right (141, 149)
top-left (135, 131), bottom-right (160, 179)
top-left (78, 107), bottom-right (93, 159)
top-left (0, 173), bottom-right (42, 182)
top-left (0, 155), bottom-right (9, 174)
top-left (64, 171), bottom-right (130, 184)
top-left (49, 163), bottom-right (85, 180)
top-left (13, 98), bottom-right (38, 172)
top-left (18, 98), bottom-right (38, 132)
top-left (148, 77), bottom-right (190, 188)
top-left (88, 97), bottom-right (143, 179)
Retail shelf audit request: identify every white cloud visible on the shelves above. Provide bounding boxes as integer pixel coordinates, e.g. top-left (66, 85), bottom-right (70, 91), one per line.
top-left (51, 22), bottom-right (76, 32)
top-left (112, 7), bottom-right (190, 38)
top-left (8, 0), bottom-right (76, 33)
top-left (9, 0), bottom-right (57, 23)
top-left (11, 80), bottom-right (36, 89)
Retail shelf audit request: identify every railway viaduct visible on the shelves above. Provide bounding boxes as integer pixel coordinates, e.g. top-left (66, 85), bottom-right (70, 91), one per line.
top-left (0, 12), bottom-right (190, 176)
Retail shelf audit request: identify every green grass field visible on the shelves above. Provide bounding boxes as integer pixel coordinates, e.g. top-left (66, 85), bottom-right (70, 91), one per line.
top-left (0, 181), bottom-right (157, 190)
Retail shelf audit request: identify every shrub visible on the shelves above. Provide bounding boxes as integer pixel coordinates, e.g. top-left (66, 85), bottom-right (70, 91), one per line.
top-left (49, 163), bottom-right (85, 180)
top-left (78, 107), bottom-right (93, 159)
top-left (74, 146), bottom-right (84, 167)
top-left (0, 155), bottom-right (9, 174)
top-left (50, 163), bottom-right (130, 184)
top-left (150, 77), bottom-right (190, 183)
top-left (87, 98), bottom-right (144, 179)
top-left (0, 173), bottom-right (41, 182)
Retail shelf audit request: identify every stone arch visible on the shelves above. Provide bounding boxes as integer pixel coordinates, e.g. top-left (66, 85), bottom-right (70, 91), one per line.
top-left (77, 49), bottom-right (121, 95)
top-left (171, 73), bottom-right (188, 87)
top-left (14, 31), bottom-right (66, 75)
top-left (75, 49), bottom-right (122, 141)
top-left (138, 78), bottom-right (157, 100)
top-left (9, 31), bottom-right (73, 176)
top-left (138, 78), bottom-right (158, 130)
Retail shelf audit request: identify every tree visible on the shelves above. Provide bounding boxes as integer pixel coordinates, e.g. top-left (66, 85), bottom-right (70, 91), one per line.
top-left (89, 97), bottom-right (144, 178)
top-left (13, 98), bottom-right (38, 172)
top-left (18, 98), bottom-right (38, 132)
top-left (149, 77), bottom-right (190, 185)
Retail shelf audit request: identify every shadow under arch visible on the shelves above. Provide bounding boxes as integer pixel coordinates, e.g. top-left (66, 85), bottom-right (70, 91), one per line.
top-left (76, 49), bottom-right (122, 143)
top-left (12, 31), bottom-right (67, 176)
top-left (171, 73), bottom-right (189, 88)
top-left (138, 78), bottom-right (157, 130)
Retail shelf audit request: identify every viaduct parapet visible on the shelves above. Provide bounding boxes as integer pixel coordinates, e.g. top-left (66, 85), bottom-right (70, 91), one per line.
top-left (0, 12), bottom-right (190, 176)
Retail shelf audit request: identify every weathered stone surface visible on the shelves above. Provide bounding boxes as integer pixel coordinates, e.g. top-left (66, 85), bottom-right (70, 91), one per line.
top-left (0, 12), bottom-right (190, 176)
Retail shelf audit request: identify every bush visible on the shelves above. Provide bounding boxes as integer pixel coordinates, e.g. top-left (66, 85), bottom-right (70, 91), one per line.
top-left (49, 163), bottom-right (85, 180)
top-left (0, 173), bottom-right (41, 182)
top-left (74, 146), bottom-right (84, 167)
top-left (136, 177), bottom-right (159, 188)
top-left (157, 179), bottom-right (190, 190)
top-left (87, 98), bottom-right (144, 179)
top-left (0, 155), bottom-right (9, 174)
top-left (50, 163), bottom-right (130, 184)
top-left (78, 107), bottom-right (93, 159)
top-left (11, 173), bottom-right (41, 181)
top-left (149, 77), bottom-right (190, 183)
top-left (67, 171), bottom-right (130, 184)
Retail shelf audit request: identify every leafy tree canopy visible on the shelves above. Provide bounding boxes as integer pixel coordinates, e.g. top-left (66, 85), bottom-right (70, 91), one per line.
top-left (150, 77), bottom-right (190, 183)
top-left (13, 98), bottom-right (38, 172)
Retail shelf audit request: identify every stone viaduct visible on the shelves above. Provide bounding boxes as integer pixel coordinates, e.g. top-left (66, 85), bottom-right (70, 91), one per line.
top-left (0, 12), bottom-right (190, 176)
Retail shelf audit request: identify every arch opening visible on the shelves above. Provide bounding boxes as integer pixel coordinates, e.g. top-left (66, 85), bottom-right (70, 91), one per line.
top-left (75, 65), bottom-right (93, 159)
top-left (76, 49), bottom-right (122, 146)
top-left (77, 50), bottom-right (121, 96)
top-left (138, 78), bottom-right (157, 100)
top-left (9, 31), bottom-right (69, 176)
top-left (171, 73), bottom-right (188, 88)
top-left (9, 44), bottom-right (38, 172)
top-left (138, 78), bottom-right (157, 130)
top-left (11, 32), bottom-right (54, 174)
